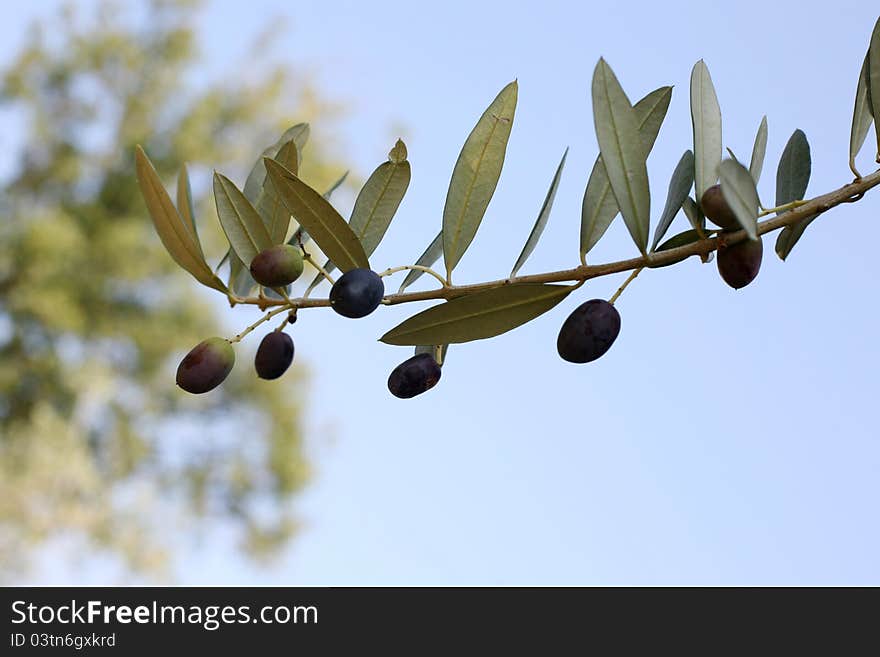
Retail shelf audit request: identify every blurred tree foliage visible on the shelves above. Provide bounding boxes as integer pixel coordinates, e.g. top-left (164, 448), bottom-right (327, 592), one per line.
top-left (0, 0), bottom-right (346, 579)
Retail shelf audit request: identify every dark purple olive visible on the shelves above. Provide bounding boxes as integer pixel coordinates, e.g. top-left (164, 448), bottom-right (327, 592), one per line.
top-left (701, 184), bottom-right (740, 231)
top-left (718, 236), bottom-right (763, 289)
top-left (250, 245), bottom-right (304, 287)
top-left (387, 353), bottom-right (442, 399)
top-left (557, 299), bottom-right (621, 364)
top-left (329, 268), bottom-right (384, 318)
top-left (254, 331), bottom-right (295, 380)
top-left (176, 337), bottom-right (235, 394)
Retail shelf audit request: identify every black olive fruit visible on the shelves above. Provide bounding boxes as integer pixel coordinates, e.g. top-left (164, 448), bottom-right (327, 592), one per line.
top-left (557, 299), bottom-right (621, 364)
top-left (700, 184), bottom-right (740, 231)
top-left (329, 268), bottom-right (385, 318)
top-left (717, 236), bottom-right (763, 289)
top-left (388, 353), bottom-right (442, 399)
top-left (254, 331), bottom-right (295, 380)
top-left (250, 244), bottom-right (304, 288)
top-left (176, 337), bottom-right (235, 394)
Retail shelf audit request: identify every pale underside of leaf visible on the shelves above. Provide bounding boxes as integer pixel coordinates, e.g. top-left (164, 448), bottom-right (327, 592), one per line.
top-left (415, 343), bottom-right (449, 366)
top-left (591, 59), bottom-right (651, 254)
top-left (256, 139), bottom-right (300, 245)
top-left (510, 147), bottom-right (568, 277)
top-left (265, 158), bottom-right (368, 273)
top-left (868, 18), bottom-right (880, 161)
top-left (442, 80), bottom-right (518, 279)
top-left (380, 283), bottom-right (572, 346)
top-left (690, 60), bottom-right (722, 204)
top-left (651, 150), bottom-right (694, 252)
top-left (398, 231), bottom-right (443, 293)
top-left (719, 159), bottom-right (759, 240)
top-left (213, 172), bottom-right (273, 267)
top-left (775, 213), bottom-right (819, 261)
top-left (135, 146), bottom-right (226, 293)
top-left (749, 115), bottom-right (768, 185)
top-left (850, 52), bottom-right (874, 177)
top-left (580, 86), bottom-right (672, 258)
top-left (243, 123), bottom-right (310, 203)
top-left (176, 163), bottom-right (203, 258)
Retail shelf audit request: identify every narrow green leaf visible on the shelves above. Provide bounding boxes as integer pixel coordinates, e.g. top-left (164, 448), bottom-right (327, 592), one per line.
top-left (256, 139), bottom-right (300, 244)
top-left (243, 123), bottom-right (310, 203)
top-left (288, 171), bottom-right (350, 248)
top-left (868, 18), bottom-right (880, 161)
top-left (213, 172), bottom-right (273, 267)
top-left (591, 59), bottom-right (651, 253)
top-left (265, 158), bottom-right (368, 272)
top-left (305, 141), bottom-right (412, 293)
top-left (415, 344), bottom-right (449, 365)
top-left (398, 231), bottom-right (443, 293)
top-left (775, 213), bottom-right (819, 261)
top-left (380, 284), bottom-right (572, 346)
top-left (649, 228), bottom-right (705, 268)
top-left (176, 163), bottom-right (203, 257)
top-left (719, 159), bottom-right (759, 240)
top-left (510, 147), bottom-right (568, 277)
top-left (690, 60), bottom-right (722, 204)
top-left (651, 150), bottom-right (694, 252)
top-left (580, 86), bottom-right (672, 258)
top-left (443, 80), bottom-right (518, 278)
top-left (850, 52), bottom-right (875, 177)
top-left (776, 129), bottom-right (811, 208)
top-left (134, 146), bottom-right (227, 293)
top-left (749, 116), bottom-right (768, 185)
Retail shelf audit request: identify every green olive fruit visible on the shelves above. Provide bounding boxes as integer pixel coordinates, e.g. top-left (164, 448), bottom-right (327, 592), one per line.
top-left (249, 245), bottom-right (304, 288)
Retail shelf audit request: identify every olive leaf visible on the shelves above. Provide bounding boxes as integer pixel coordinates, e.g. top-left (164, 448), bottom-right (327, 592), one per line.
top-left (850, 52), bottom-right (874, 177)
top-left (648, 229), bottom-right (705, 268)
top-left (380, 284), bottom-right (573, 346)
top-left (773, 130), bottom-right (814, 260)
top-left (690, 60), bottom-right (722, 205)
top-left (591, 59), bottom-right (651, 254)
top-left (681, 195), bottom-right (702, 232)
top-left (869, 17), bottom-right (880, 161)
top-left (243, 123), bottom-right (310, 203)
top-left (256, 139), bottom-right (300, 245)
top-left (775, 213), bottom-right (819, 261)
top-left (776, 129), bottom-right (811, 209)
top-left (749, 115), bottom-right (768, 185)
top-left (265, 158), bottom-right (369, 272)
top-left (176, 163), bottom-right (203, 257)
top-left (398, 231), bottom-right (443, 293)
top-left (305, 140), bottom-right (412, 293)
top-left (719, 159), bottom-right (760, 240)
top-left (134, 146), bottom-right (227, 293)
top-left (213, 172), bottom-right (273, 267)
top-left (510, 147), bottom-right (568, 277)
top-left (443, 80), bottom-right (518, 279)
top-left (288, 170), bottom-right (350, 249)
top-left (651, 150), bottom-right (694, 252)
top-left (580, 86), bottom-right (672, 258)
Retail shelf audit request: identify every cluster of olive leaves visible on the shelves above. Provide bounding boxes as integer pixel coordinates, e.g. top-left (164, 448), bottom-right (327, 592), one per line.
top-left (136, 17), bottom-right (880, 399)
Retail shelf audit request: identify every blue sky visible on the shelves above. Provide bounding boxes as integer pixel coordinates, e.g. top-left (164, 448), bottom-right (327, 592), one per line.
top-left (5, 0), bottom-right (880, 584)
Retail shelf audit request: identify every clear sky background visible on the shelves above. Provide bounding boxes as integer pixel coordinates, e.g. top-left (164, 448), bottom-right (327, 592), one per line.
top-left (4, 0), bottom-right (879, 584)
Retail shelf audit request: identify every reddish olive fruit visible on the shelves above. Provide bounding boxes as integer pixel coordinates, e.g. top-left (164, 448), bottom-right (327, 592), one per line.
top-left (557, 299), bottom-right (621, 364)
top-left (329, 268), bottom-right (385, 318)
top-left (250, 244), bottom-right (304, 288)
top-left (700, 184), bottom-right (740, 231)
top-left (176, 337), bottom-right (235, 394)
top-left (254, 331), bottom-right (295, 380)
top-left (387, 353), bottom-right (442, 399)
top-left (717, 236), bottom-right (763, 289)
